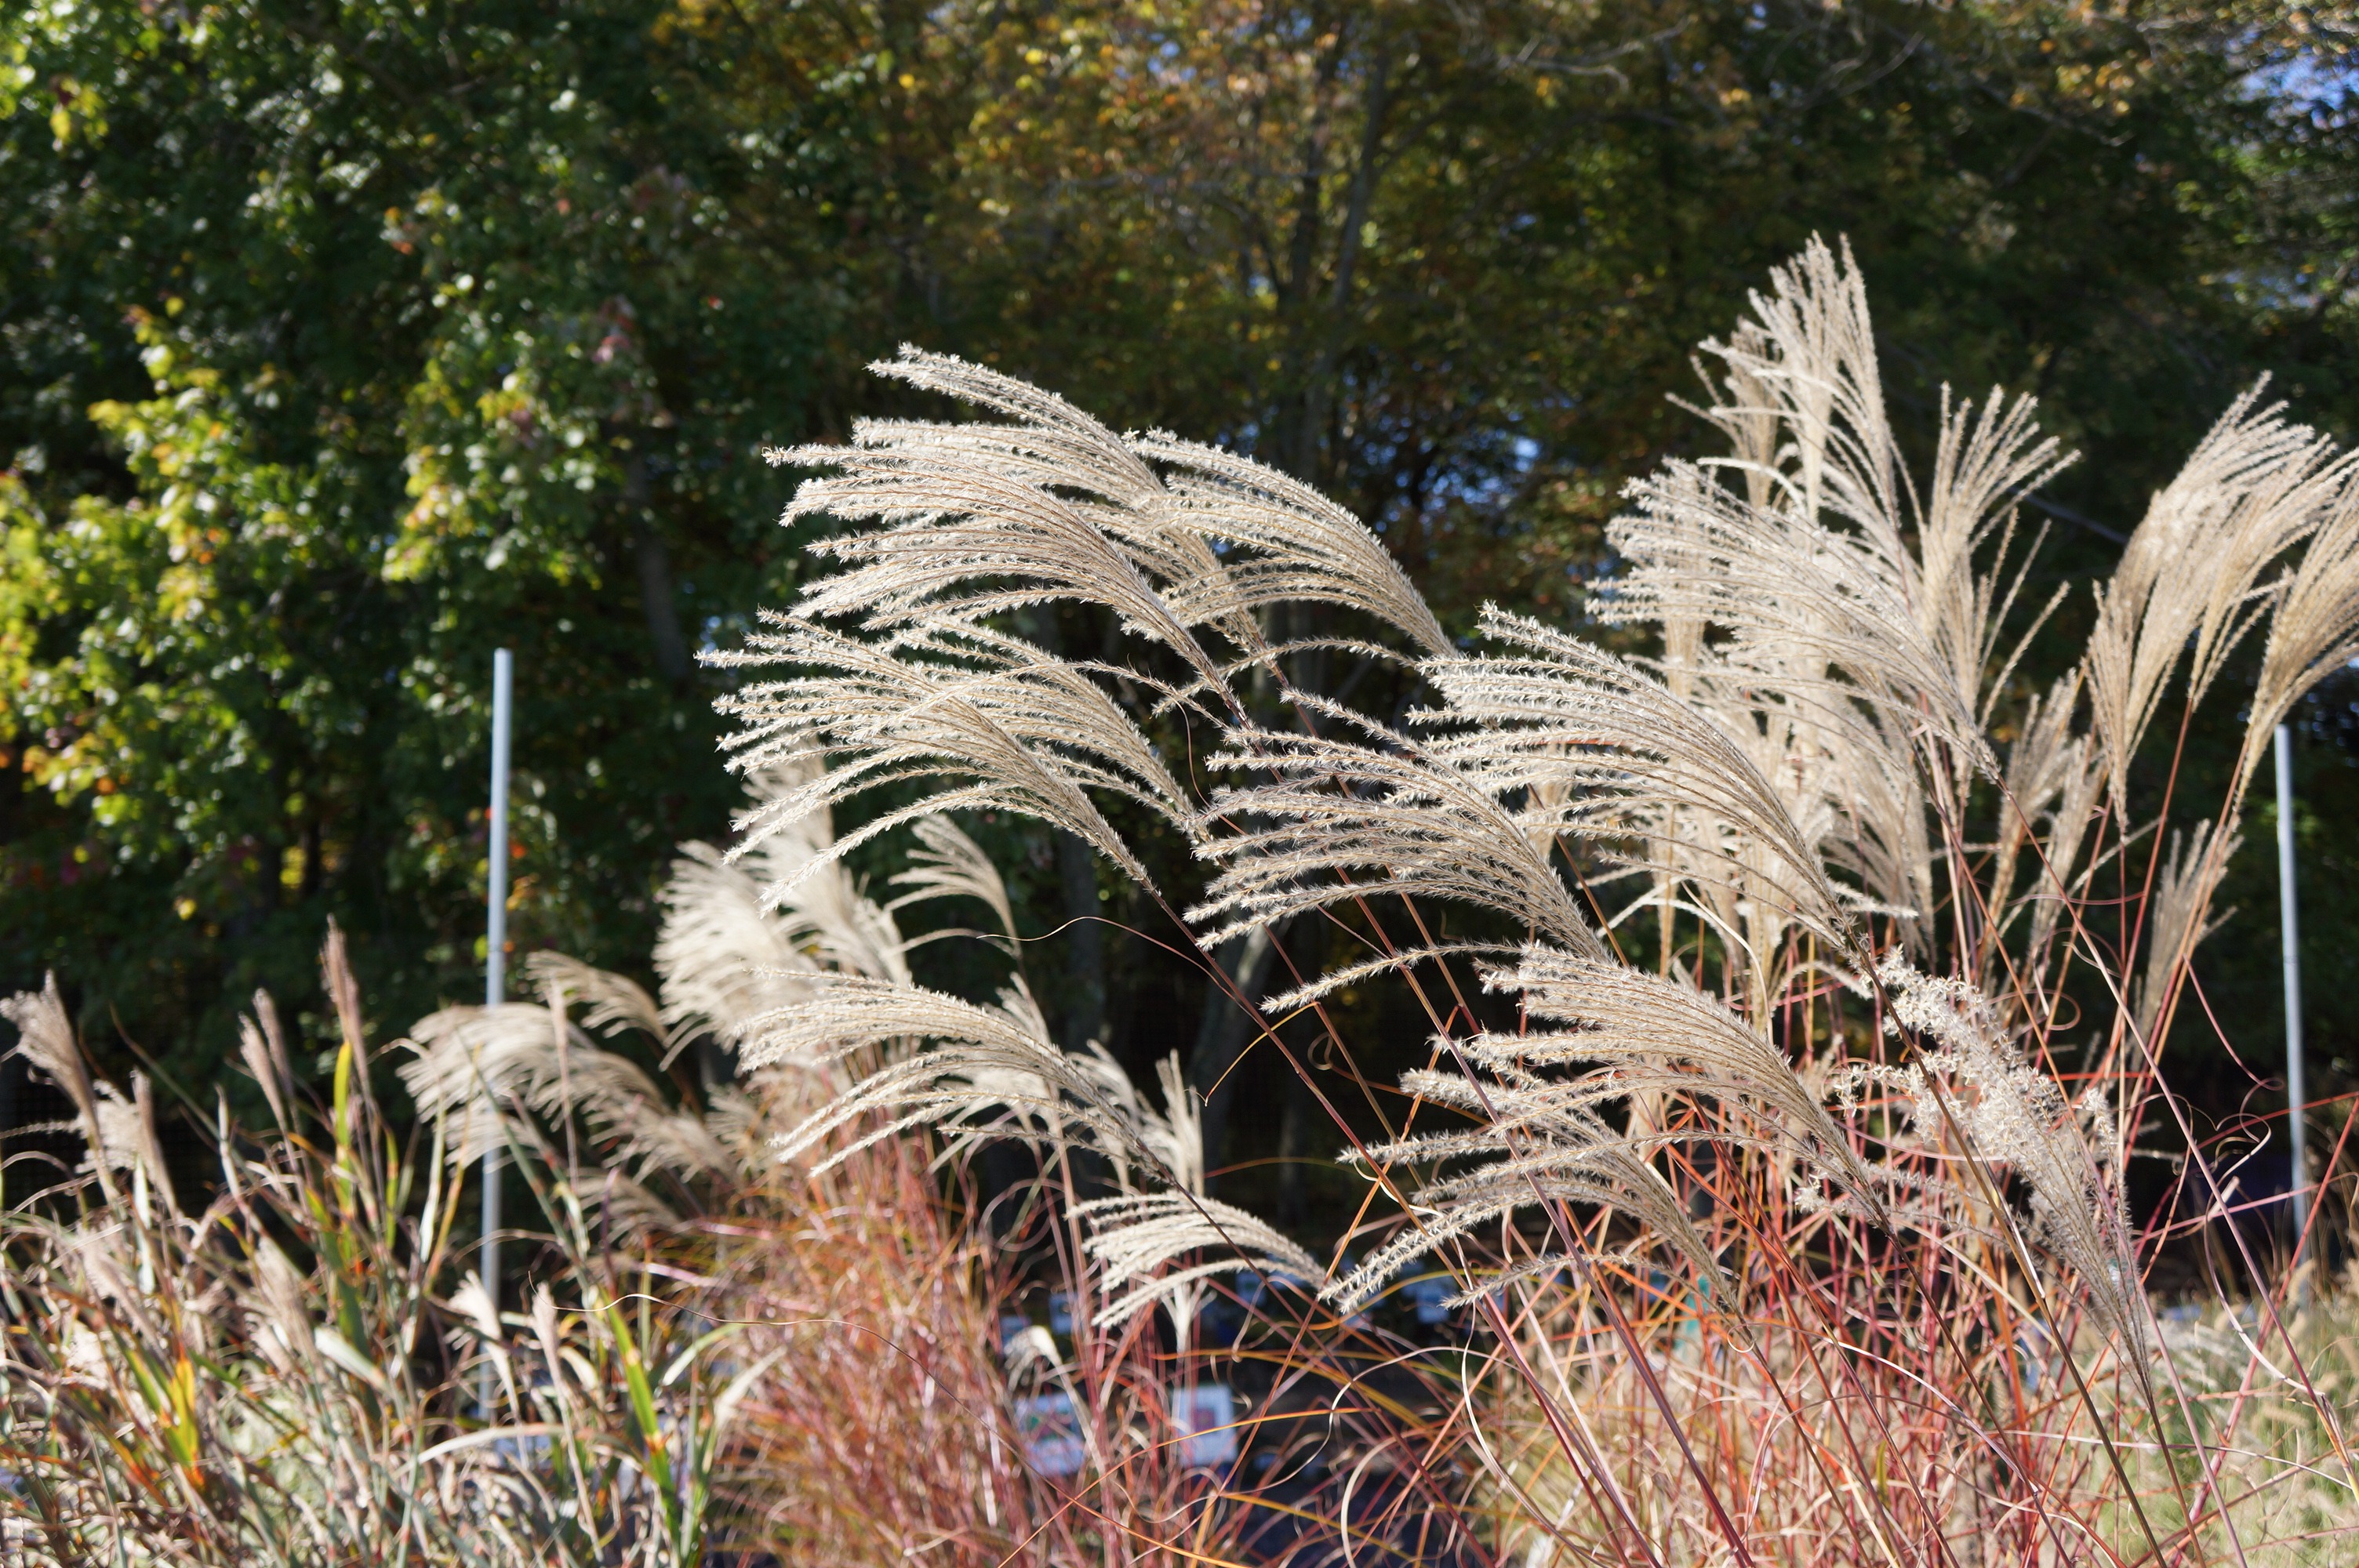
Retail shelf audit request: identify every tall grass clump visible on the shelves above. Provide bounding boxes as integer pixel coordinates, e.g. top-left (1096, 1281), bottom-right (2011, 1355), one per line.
top-left (0, 786), bottom-right (1218, 1562)
top-left (0, 931), bottom-right (753, 1565)
top-left (5, 237), bottom-right (2358, 1564)
top-left (701, 236), bottom-right (2359, 1563)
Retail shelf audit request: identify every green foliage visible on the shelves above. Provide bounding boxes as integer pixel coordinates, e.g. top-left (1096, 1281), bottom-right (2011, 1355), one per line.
top-left (0, 2), bottom-right (834, 1073)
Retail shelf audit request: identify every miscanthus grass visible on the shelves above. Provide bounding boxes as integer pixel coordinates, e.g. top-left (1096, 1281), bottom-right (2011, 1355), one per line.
top-left (5, 238), bottom-right (2357, 1564)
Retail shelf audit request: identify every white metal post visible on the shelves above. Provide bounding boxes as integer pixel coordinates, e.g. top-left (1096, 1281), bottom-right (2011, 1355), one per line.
top-left (2275, 724), bottom-right (2310, 1278)
top-left (483, 649), bottom-right (513, 1392)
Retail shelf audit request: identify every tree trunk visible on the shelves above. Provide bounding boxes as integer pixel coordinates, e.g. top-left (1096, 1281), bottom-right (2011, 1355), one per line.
top-left (624, 448), bottom-right (691, 686)
top-left (1187, 921), bottom-right (1285, 1194)
top-left (1056, 830), bottom-right (1107, 1054)
top-left (1017, 605), bottom-right (1110, 1054)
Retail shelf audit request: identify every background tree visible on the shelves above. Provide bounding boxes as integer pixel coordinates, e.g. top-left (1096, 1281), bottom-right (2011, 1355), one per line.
top-left (2, 2), bottom-right (845, 1076)
top-left (3, 0), bottom-right (2355, 1205)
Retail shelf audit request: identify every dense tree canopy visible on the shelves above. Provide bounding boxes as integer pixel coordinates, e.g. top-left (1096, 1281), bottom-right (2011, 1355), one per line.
top-left (4, 2), bottom-right (2356, 1162)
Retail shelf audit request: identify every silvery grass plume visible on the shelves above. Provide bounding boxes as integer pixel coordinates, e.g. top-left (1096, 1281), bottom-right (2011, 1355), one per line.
top-left (1074, 1057), bottom-right (1323, 1339)
top-left (770, 347), bottom-right (1448, 661)
top-left (1837, 961), bottom-right (2150, 1388)
top-left (1982, 671), bottom-right (2095, 975)
top-left (713, 619), bottom-right (1202, 892)
top-left (396, 984), bottom-right (734, 1240)
top-left (670, 775), bottom-right (1166, 1182)
top-left (398, 760), bottom-right (953, 1218)
top-left (2135, 822), bottom-right (2239, 1046)
top-left (238, 985), bottom-right (297, 1132)
top-left (401, 731), bottom-right (1324, 1327)
top-left (1598, 241), bottom-right (2074, 978)
top-left (656, 760), bottom-right (911, 1062)
top-left (1364, 242), bottom-right (2333, 1323)
top-left (890, 811), bottom-right (1028, 956)
top-left (755, 974), bottom-right (1177, 1183)
top-left (1608, 238), bottom-right (2072, 784)
top-left (1421, 614), bottom-right (1863, 942)
top-left (2, 981), bottom-right (182, 1221)
top-left (713, 344), bottom-right (1451, 902)
top-left (1, 976), bottom-right (121, 1203)
top-left (2237, 449), bottom-right (2359, 793)
top-left (2086, 385), bottom-right (2357, 812)
top-left (1081, 1188), bottom-right (1324, 1334)
top-left (1324, 949), bottom-right (1882, 1315)
top-left (2052, 379), bottom-right (2359, 1050)
top-left (1186, 695), bottom-right (1609, 975)
top-left (726, 276), bottom-right (2049, 1318)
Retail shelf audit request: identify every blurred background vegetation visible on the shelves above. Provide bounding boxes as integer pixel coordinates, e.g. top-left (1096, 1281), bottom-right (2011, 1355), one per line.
top-left (4, 0), bottom-right (2356, 1224)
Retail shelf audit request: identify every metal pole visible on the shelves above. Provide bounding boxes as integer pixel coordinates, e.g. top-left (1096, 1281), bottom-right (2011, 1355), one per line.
top-left (482, 649), bottom-right (512, 1403)
top-left (2275, 724), bottom-right (2310, 1281)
